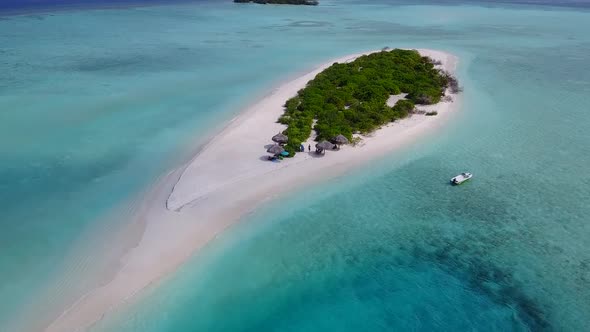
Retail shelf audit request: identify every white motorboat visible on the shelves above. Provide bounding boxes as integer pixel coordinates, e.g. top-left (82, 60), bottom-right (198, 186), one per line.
top-left (450, 172), bottom-right (472, 185)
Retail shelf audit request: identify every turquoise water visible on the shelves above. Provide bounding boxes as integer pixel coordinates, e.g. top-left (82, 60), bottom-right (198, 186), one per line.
top-left (1, 1), bottom-right (589, 331)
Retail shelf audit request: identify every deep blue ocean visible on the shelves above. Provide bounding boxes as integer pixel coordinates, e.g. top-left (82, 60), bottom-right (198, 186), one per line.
top-left (1, 0), bottom-right (589, 331)
top-left (2, 0), bottom-right (590, 13)
top-left (0, 0), bottom-right (588, 8)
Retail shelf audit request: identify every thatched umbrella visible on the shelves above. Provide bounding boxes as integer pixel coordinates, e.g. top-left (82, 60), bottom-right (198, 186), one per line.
top-left (333, 134), bottom-right (349, 146)
top-left (267, 144), bottom-right (285, 155)
top-left (316, 140), bottom-right (334, 153)
top-left (272, 132), bottom-right (288, 145)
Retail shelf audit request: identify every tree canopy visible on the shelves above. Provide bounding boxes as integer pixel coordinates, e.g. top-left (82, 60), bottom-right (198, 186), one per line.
top-left (278, 49), bottom-right (458, 156)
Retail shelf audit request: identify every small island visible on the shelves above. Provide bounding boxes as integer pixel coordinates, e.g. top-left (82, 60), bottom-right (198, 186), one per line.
top-left (277, 48), bottom-right (460, 156)
top-left (234, 0), bottom-right (319, 5)
top-left (168, 48), bottom-right (460, 213)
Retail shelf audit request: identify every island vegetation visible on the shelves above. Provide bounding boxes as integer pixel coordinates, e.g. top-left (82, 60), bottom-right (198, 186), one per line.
top-left (234, 0), bottom-right (319, 5)
top-left (277, 49), bottom-right (460, 156)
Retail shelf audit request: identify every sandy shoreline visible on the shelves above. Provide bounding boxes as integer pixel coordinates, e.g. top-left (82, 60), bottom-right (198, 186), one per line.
top-left (44, 49), bottom-right (460, 332)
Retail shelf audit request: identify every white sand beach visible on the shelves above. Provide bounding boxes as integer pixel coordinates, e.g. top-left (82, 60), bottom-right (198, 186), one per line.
top-left (45, 49), bottom-right (460, 332)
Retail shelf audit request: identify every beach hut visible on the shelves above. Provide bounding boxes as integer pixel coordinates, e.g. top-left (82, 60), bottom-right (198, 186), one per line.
top-left (267, 144), bottom-right (285, 155)
top-left (272, 132), bottom-right (289, 145)
top-left (315, 141), bottom-right (334, 154)
top-left (333, 134), bottom-right (349, 148)
top-left (266, 144), bottom-right (285, 161)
